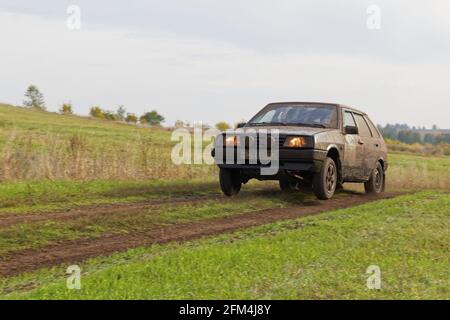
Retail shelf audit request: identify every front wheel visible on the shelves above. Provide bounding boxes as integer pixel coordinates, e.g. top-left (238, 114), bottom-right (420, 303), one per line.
top-left (364, 162), bottom-right (385, 194)
top-left (219, 168), bottom-right (242, 196)
top-left (313, 157), bottom-right (337, 200)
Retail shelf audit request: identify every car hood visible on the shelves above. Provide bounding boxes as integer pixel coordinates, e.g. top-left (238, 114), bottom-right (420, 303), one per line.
top-left (235, 125), bottom-right (333, 136)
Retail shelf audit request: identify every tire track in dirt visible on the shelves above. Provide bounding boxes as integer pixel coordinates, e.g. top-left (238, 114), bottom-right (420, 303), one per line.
top-left (0, 192), bottom-right (403, 277)
top-left (0, 195), bottom-right (225, 228)
top-left (0, 188), bottom-right (278, 228)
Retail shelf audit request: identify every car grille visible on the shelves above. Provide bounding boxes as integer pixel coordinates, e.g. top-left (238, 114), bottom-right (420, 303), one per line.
top-left (247, 134), bottom-right (286, 149)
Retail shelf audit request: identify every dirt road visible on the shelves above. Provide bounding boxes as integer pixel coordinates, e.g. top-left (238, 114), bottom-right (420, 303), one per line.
top-left (0, 192), bottom-right (402, 277)
top-left (0, 195), bottom-right (223, 229)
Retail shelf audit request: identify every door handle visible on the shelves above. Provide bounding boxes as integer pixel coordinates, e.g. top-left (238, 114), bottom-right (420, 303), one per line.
top-left (358, 139), bottom-right (365, 145)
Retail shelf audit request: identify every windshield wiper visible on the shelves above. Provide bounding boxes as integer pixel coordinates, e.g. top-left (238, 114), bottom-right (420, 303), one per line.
top-left (249, 122), bottom-right (287, 126)
top-left (290, 123), bottom-right (327, 128)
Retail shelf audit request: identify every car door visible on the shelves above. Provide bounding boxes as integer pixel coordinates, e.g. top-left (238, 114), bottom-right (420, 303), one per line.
top-left (353, 113), bottom-right (378, 179)
top-left (342, 110), bottom-right (365, 180)
top-left (365, 115), bottom-right (386, 163)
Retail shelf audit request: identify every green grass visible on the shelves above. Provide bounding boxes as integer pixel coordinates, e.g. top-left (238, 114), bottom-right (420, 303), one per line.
top-left (2, 192), bottom-right (448, 299)
top-left (0, 179), bottom-right (219, 214)
top-left (389, 153), bottom-right (450, 173)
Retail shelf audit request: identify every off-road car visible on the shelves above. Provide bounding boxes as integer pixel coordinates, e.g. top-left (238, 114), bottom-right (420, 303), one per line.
top-left (213, 102), bottom-right (387, 200)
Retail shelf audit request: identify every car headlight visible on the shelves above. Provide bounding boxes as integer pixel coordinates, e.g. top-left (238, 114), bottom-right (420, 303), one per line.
top-left (284, 136), bottom-right (311, 148)
top-left (225, 135), bottom-right (240, 147)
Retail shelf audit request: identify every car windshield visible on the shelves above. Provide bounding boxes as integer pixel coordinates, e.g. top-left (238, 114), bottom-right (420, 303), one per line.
top-left (248, 104), bottom-right (338, 128)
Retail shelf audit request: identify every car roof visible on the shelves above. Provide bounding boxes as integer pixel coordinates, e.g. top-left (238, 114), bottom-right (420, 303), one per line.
top-left (266, 102), bottom-right (367, 116)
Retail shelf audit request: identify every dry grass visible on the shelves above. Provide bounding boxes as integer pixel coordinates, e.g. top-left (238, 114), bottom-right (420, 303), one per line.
top-left (0, 104), bottom-right (215, 181)
top-left (345, 153), bottom-right (450, 193)
top-left (0, 130), bottom-right (215, 181)
top-left (388, 163), bottom-right (449, 190)
top-left (386, 139), bottom-right (450, 156)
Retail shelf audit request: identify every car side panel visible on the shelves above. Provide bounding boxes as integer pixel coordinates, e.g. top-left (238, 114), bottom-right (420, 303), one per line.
top-left (313, 130), bottom-right (345, 152)
top-left (313, 130), bottom-right (345, 178)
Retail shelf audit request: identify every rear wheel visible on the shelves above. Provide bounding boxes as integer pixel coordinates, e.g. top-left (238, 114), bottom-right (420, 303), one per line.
top-left (364, 162), bottom-right (385, 194)
top-left (313, 157), bottom-right (337, 200)
top-left (219, 168), bottom-right (242, 196)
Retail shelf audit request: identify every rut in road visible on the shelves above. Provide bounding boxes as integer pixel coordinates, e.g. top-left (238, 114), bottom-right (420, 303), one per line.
top-left (0, 195), bottom-right (225, 229)
top-left (0, 192), bottom-right (403, 277)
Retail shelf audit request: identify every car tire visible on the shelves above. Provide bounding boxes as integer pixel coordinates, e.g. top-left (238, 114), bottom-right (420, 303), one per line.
top-left (364, 162), bottom-right (385, 194)
top-left (219, 168), bottom-right (242, 196)
top-left (313, 157), bottom-right (337, 200)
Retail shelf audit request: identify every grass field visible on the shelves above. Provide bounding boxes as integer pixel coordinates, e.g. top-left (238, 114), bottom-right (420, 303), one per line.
top-left (0, 103), bottom-right (449, 300)
top-left (1, 192), bottom-right (448, 299)
top-left (0, 103), bottom-right (214, 180)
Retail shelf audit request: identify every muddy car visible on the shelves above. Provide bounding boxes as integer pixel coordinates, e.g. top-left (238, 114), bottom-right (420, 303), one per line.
top-left (213, 102), bottom-right (388, 200)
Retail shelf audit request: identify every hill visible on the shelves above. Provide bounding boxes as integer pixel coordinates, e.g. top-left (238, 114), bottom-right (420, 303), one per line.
top-left (0, 103), bottom-right (212, 181)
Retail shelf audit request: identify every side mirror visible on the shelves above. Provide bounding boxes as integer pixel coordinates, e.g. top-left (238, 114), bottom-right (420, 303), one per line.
top-left (236, 122), bottom-right (246, 128)
top-left (345, 125), bottom-right (359, 135)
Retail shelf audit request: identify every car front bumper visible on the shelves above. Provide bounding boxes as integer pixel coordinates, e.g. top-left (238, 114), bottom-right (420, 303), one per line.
top-left (213, 148), bottom-right (328, 175)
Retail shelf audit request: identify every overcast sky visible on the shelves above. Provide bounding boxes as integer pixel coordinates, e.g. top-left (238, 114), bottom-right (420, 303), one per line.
top-left (1, 0), bottom-right (449, 128)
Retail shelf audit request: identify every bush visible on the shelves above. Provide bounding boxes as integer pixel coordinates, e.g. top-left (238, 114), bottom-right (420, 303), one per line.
top-left (140, 110), bottom-right (165, 126)
top-left (215, 122), bottom-right (230, 131)
top-left (59, 103), bottom-right (73, 115)
top-left (104, 110), bottom-right (118, 121)
top-left (125, 113), bottom-right (138, 123)
top-left (90, 106), bottom-right (104, 119)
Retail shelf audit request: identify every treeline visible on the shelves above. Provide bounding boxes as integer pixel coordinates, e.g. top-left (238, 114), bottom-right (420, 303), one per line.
top-left (378, 123), bottom-right (450, 145)
top-left (88, 105), bottom-right (164, 126)
top-left (21, 85), bottom-right (245, 130)
top-left (22, 85), bottom-right (165, 126)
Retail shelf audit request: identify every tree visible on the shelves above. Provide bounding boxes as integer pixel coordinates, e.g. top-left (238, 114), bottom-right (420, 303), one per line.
top-left (90, 106), bottom-right (104, 118)
top-left (125, 113), bottom-right (138, 123)
top-left (140, 110), bottom-right (165, 126)
top-left (116, 105), bottom-right (126, 121)
top-left (103, 110), bottom-right (118, 121)
top-left (215, 122), bottom-right (231, 131)
top-left (59, 103), bottom-right (73, 115)
top-left (23, 85), bottom-right (45, 109)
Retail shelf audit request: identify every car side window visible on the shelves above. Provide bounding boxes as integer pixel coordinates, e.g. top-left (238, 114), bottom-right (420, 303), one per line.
top-left (343, 111), bottom-right (356, 127)
top-left (366, 116), bottom-right (381, 138)
top-left (353, 113), bottom-right (372, 137)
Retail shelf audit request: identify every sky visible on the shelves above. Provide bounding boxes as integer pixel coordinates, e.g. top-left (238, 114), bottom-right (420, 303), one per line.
top-left (0, 0), bottom-right (449, 128)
